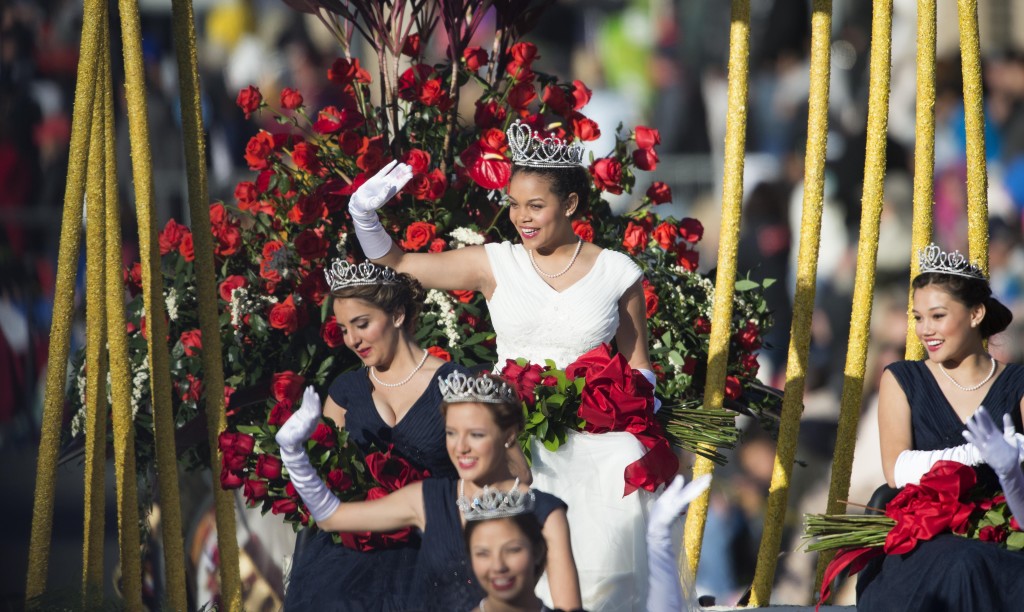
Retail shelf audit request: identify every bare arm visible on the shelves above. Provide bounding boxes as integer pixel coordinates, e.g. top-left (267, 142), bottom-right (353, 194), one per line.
top-left (507, 444), bottom-right (532, 487)
top-left (878, 369), bottom-right (913, 487)
top-left (616, 279), bottom-right (652, 372)
top-left (322, 396), bottom-right (346, 429)
top-left (372, 243), bottom-right (494, 295)
top-left (317, 481), bottom-right (426, 533)
top-left (541, 508), bottom-right (582, 610)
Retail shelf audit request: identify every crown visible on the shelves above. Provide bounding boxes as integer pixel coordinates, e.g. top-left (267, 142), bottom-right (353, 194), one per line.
top-left (324, 260), bottom-right (398, 292)
top-left (917, 244), bottom-right (987, 281)
top-left (457, 478), bottom-right (536, 521)
top-left (506, 120), bottom-right (585, 168)
top-left (438, 370), bottom-right (520, 405)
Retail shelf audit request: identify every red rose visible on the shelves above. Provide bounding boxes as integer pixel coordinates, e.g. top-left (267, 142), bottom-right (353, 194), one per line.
top-left (181, 373), bottom-right (203, 403)
top-left (280, 87), bottom-right (303, 110)
top-left (571, 80), bottom-right (592, 110)
top-left (288, 195), bottom-right (326, 225)
top-left (463, 47), bottom-right (487, 71)
top-left (572, 220), bottom-right (595, 242)
top-left (269, 295), bottom-right (300, 335)
top-left (646, 182), bottom-right (672, 204)
top-left (501, 360), bottom-right (543, 403)
top-left (652, 222), bottom-right (678, 250)
top-left (242, 478), bottom-right (268, 505)
top-left (267, 400), bottom-right (295, 427)
top-left (291, 141), bottom-right (322, 175)
top-left (218, 431), bottom-right (256, 456)
top-left (209, 202), bottom-right (227, 227)
top-left (682, 357), bottom-right (697, 375)
top-left (124, 262), bottom-right (143, 297)
top-left (272, 371), bottom-right (305, 402)
top-left (178, 232), bottom-right (195, 262)
top-left (400, 221), bottom-right (437, 251)
top-left (450, 290), bottom-right (474, 303)
top-left (294, 228), bottom-right (327, 261)
top-left (724, 376), bottom-right (742, 400)
top-left (633, 147), bottom-right (659, 171)
top-left (418, 78), bottom-right (445, 107)
top-left (675, 246), bottom-right (699, 271)
top-left (428, 237), bottom-right (446, 253)
top-left (256, 454), bottom-right (283, 480)
top-left (159, 218), bottom-right (186, 254)
top-left (401, 33), bottom-right (420, 57)
top-left (589, 158), bottom-right (623, 194)
top-left (507, 81), bottom-right (537, 111)
top-left (312, 422), bottom-right (336, 448)
top-left (357, 137), bottom-right (389, 173)
top-left (313, 106), bottom-right (364, 134)
top-left (220, 467), bottom-right (244, 490)
top-left (694, 317), bottom-right (711, 335)
top-left (328, 57), bottom-right (371, 85)
top-left (365, 450), bottom-right (428, 491)
top-left (542, 85), bottom-right (572, 116)
top-left (219, 275), bottom-right (247, 302)
top-left (570, 113), bottom-right (601, 142)
top-left (327, 468), bottom-right (353, 492)
top-left (979, 525), bottom-right (1008, 543)
top-left (678, 218), bottom-right (704, 243)
top-left (271, 498), bottom-right (298, 515)
top-left (427, 346), bottom-right (451, 362)
top-left (736, 321), bottom-right (762, 350)
top-left (339, 131), bottom-right (367, 156)
top-left (236, 85), bottom-right (262, 119)
top-left (404, 149), bottom-right (432, 175)
top-left (642, 281), bottom-right (658, 318)
top-left (321, 316), bottom-right (344, 348)
top-left (234, 181), bottom-right (258, 211)
top-left (474, 100), bottom-right (507, 130)
top-left (634, 126), bottom-right (661, 150)
top-left (426, 168), bottom-right (447, 200)
top-left (741, 353), bottom-right (760, 375)
top-left (221, 450), bottom-right (247, 472)
top-left (244, 130), bottom-right (276, 170)
top-left (215, 225), bottom-right (242, 257)
top-left (398, 64), bottom-right (433, 100)
top-left (509, 42), bottom-right (539, 67)
top-left (622, 221), bottom-right (649, 255)
top-left (179, 329), bottom-right (202, 357)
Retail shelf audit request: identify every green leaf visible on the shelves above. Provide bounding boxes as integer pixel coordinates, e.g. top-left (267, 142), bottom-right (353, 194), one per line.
top-left (1007, 531), bottom-right (1024, 551)
top-left (735, 279), bottom-right (758, 291)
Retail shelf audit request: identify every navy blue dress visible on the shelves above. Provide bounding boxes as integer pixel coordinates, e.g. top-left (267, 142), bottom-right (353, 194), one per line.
top-left (284, 362), bottom-right (462, 612)
top-left (410, 478), bottom-right (568, 612)
top-left (857, 361), bottom-right (1024, 611)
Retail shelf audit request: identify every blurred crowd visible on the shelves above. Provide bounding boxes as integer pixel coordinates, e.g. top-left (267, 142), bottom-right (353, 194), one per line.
top-left (4, 0), bottom-right (1024, 606)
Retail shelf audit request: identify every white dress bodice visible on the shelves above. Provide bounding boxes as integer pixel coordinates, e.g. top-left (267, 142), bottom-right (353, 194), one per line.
top-left (484, 241), bottom-right (642, 369)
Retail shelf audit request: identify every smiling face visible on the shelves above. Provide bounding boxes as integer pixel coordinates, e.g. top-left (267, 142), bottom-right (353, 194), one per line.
top-left (912, 284), bottom-right (986, 362)
top-left (469, 518), bottom-right (540, 603)
top-left (444, 402), bottom-right (513, 482)
top-left (332, 297), bottom-right (404, 367)
top-left (506, 171), bottom-right (576, 249)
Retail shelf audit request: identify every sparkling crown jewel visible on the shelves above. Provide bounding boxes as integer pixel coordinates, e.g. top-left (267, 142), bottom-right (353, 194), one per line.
top-left (917, 243), bottom-right (987, 281)
top-left (438, 370), bottom-right (519, 405)
top-left (506, 119), bottom-right (585, 168)
top-left (457, 478), bottom-right (536, 521)
top-left (324, 260), bottom-right (399, 292)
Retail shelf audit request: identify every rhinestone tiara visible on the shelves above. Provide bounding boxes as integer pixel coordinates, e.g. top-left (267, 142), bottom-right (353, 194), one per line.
top-left (438, 370), bottom-right (520, 405)
top-left (506, 119), bottom-right (585, 168)
top-left (324, 260), bottom-right (399, 293)
top-left (458, 481), bottom-right (536, 522)
top-left (917, 243), bottom-right (987, 281)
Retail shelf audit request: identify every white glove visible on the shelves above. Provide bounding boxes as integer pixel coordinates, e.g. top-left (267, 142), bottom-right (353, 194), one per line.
top-left (646, 474), bottom-right (711, 612)
top-left (964, 407), bottom-right (1024, 523)
top-left (274, 386), bottom-right (341, 522)
top-left (638, 368), bottom-right (662, 414)
top-left (348, 160), bottom-right (413, 259)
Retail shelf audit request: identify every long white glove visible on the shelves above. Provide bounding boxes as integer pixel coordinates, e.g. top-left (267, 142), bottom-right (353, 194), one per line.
top-left (638, 368), bottom-right (662, 414)
top-left (275, 386), bottom-right (341, 522)
top-left (646, 474), bottom-right (711, 612)
top-left (964, 407), bottom-right (1024, 523)
top-left (894, 416), bottom-right (1024, 487)
top-left (348, 160), bottom-right (414, 259)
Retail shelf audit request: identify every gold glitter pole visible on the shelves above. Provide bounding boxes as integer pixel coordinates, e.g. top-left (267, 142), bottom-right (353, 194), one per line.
top-left (958, 0), bottom-right (989, 273)
top-left (813, 0), bottom-right (892, 599)
top-left (81, 49), bottom-right (109, 606)
top-left (170, 0), bottom-right (243, 606)
top-left (682, 0), bottom-right (750, 578)
top-left (101, 26), bottom-right (144, 609)
top-left (117, 0), bottom-right (188, 607)
top-left (25, 0), bottom-right (103, 598)
top-left (906, 0), bottom-right (936, 360)
top-left (748, 0), bottom-right (832, 605)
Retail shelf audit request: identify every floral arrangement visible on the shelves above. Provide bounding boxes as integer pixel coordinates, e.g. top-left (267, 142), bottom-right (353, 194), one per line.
top-left (807, 460), bottom-right (1024, 603)
top-left (63, 0), bottom-right (774, 503)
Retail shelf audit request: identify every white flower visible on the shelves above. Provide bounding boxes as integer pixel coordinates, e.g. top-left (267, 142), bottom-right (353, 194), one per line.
top-left (449, 227), bottom-right (485, 249)
top-left (425, 289), bottom-right (461, 347)
top-left (165, 288), bottom-right (179, 322)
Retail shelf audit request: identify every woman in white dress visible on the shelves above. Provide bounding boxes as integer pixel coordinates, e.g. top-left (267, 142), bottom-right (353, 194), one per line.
top-left (344, 121), bottom-right (677, 610)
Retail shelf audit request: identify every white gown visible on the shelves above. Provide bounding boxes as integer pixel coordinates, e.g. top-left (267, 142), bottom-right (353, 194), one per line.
top-left (485, 241), bottom-right (657, 612)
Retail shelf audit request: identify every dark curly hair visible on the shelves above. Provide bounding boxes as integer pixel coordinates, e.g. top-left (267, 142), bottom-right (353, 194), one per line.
top-left (330, 265), bottom-right (425, 334)
top-left (912, 272), bottom-right (1013, 339)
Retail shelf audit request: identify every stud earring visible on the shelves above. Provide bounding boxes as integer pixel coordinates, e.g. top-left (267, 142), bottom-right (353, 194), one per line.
top-left (504, 441), bottom-right (511, 448)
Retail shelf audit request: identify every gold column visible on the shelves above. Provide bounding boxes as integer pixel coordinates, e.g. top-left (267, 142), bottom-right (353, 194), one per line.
top-left (748, 0), bottom-right (832, 605)
top-left (170, 0), bottom-right (243, 606)
top-left (117, 0), bottom-right (188, 607)
top-left (683, 0), bottom-right (751, 577)
top-left (958, 0), bottom-right (989, 272)
top-left (814, 0), bottom-right (893, 599)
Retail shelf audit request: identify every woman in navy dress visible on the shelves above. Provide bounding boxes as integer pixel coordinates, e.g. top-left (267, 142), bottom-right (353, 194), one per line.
top-left (285, 261), bottom-right (462, 611)
top-left (858, 245), bottom-right (1024, 611)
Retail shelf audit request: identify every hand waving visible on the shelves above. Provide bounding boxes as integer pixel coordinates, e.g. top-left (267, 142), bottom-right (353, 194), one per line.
top-left (649, 474), bottom-right (712, 533)
top-left (963, 407), bottom-right (1019, 476)
top-left (275, 386), bottom-right (322, 453)
top-left (349, 160), bottom-right (414, 216)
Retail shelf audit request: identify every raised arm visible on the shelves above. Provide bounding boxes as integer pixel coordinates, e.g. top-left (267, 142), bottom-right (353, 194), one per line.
top-left (540, 508), bottom-right (582, 610)
top-left (348, 161), bottom-right (493, 293)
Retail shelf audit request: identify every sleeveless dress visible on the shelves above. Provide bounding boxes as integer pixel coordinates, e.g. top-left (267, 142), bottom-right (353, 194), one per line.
top-left (485, 241), bottom-right (656, 611)
top-left (857, 360), bottom-right (1024, 611)
top-left (412, 478), bottom-right (567, 611)
top-left (283, 361), bottom-right (462, 611)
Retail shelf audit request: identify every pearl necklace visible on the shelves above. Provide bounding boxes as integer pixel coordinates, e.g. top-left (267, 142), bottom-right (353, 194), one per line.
top-left (528, 238), bottom-right (583, 279)
top-left (938, 355), bottom-right (997, 392)
top-left (369, 350), bottom-right (429, 388)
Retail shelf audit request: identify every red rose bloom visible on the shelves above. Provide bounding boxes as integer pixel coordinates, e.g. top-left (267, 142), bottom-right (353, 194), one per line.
top-left (463, 47), bottom-right (487, 72)
top-left (572, 220), bottom-right (595, 242)
top-left (357, 137), bottom-right (389, 173)
top-left (571, 80), bottom-right (592, 110)
top-left (220, 467), bottom-right (244, 490)
top-left (736, 321), bottom-right (762, 350)
top-left (398, 64), bottom-right (434, 101)
top-left (427, 346), bottom-right (451, 361)
top-left (474, 100), bottom-right (507, 130)
top-left (294, 228), bottom-right (327, 261)
top-left (327, 468), bottom-right (353, 492)
top-left (328, 57), bottom-right (371, 85)
top-left (542, 85), bottom-right (572, 116)
top-left (219, 275), bottom-right (247, 302)
top-left (321, 316), bottom-right (344, 348)
top-left (234, 181), bottom-right (258, 209)
top-left (451, 290), bottom-right (475, 303)
top-left (694, 317), bottom-right (711, 335)
top-left (280, 87), bottom-right (303, 110)
top-left (215, 225), bottom-right (242, 257)
top-left (646, 182), bottom-right (672, 204)
top-left (570, 113), bottom-right (601, 142)
top-left (272, 371), bottom-right (305, 402)
top-left (404, 149), bottom-right (431, 175)
top-left (418, 78), bottom-right (445, 106)
top-left (236, 85), bottom-right (262, 119)
top-left (400, 221), bottom-right (437, 251)
top-left (243, 478), bottom-right (268, 505)
top-left (124, 262), bottom-right (143, 297)
top-left (642, 281), bottom-right (658, 318)
top-left (267, 400), bottom-right (294, 426)
top-left (682, 357), bottom-right (697, 375)
top-left (675, 246), bottom-right (699, 271)
top-left (652, 222), bottom-right (678, 250)
top-left (244, 130), bottom-right (276, 170)
top-left (501, 360), bottom-right (543, 403)
top-left (724, 376), bottom-right (742, 400)
top-left (269, 295), bottom-right (300, 335)
top-left (271, 498), bottom-right (298, 515)
top-left (428, 237), bottom-right (447, 253)
top-left (159, 218), bottom-right (186, 255)
top-left (979, 525), bottom-right (1008, 543)
top-left (179, 329), bottom-right (202, 357)
top-left (741, 353), bottom-right (760, 375)
top-left (678, 217), bottom-right (705, 243)
top-left (507, 81), bottom-right (537, 111)
top-left (339, 131), bottom-right (367, 156)
top-left (218, 431), bottom-right (256, 456)
top-left (401, 33), bottom-right (420, 57)
top-left (634, 126), bottom-right (661, 150)
top-left (291, 141), bottom-right (322, 175)
top-left (256, 454), bottom-right (283, 480)
top-left (589, 158), bottom-right (623, 194)
top-left (622, 221), bottom-right (649, 255)
top-left (633, 147), bottom-right (659, 171)
top-left (312, 422), bottom-right (336, 448)
top-left (287, 195), bottom-right (326, 225)
top-left (313, 106), bottom-right (364, 134)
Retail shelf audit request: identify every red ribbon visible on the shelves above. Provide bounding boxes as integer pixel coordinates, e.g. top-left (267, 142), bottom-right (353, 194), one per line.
top-left (818, 546), bottom-right (883, 609)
